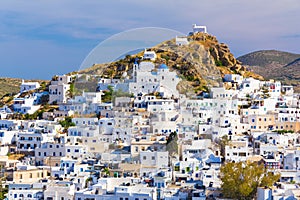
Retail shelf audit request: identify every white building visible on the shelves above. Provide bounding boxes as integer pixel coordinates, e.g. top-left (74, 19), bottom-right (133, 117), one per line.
top-left (142, 49), bottom-right (157, 61)
top-left (225, 140), bottom-right (250, 162)
top-left (8, 183), bottom-right (44, 200)
top-left (13, 96), bottom-right (40, 114)
top-left (49, 75), bottom-right (72, 104)
top-left (20, 80), bottom-right (40, 93)
top-left (192, 24), bottom-right (207, 33)
top-left (35, 142), bottom-right (65, 166)
top-left (0, 130), bottom-right (16, 145)
top-left (260, 80), bottom-right (282, 98)
top-left (282, 85), bottom-right (294, 96)
top-left (60, 91), bottom-right (104, 115)
top-left (44, 183), bottom-right (75, 200)
top-left (17, 131), bottom-right (43, 153)
top-left (240, 77), bottom-right (261, 94)
top-left (223, 74), bottom-right (243, 85)
top-left (147, 99), bottom-right (175, 112)
top-left (140, 151), bottom-right (169, 169)
top-left (130, 62), bottom-right (180, 98)
top-left (176, 36), bottom-right (189, 46)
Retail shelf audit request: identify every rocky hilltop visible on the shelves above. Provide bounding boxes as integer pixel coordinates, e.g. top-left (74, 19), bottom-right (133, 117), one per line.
top-left (0, 33), bottom-right (263, 100)
top-left (80, 32), bottom-right (262, 95)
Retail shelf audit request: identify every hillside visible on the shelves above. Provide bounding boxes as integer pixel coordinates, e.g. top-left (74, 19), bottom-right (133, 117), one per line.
top-left (0, 78), bottom-right (49, 107)
top-left (237, 50), bottom-right (300, 90)
top-left (0, 78), bottom-right (22, 98)
top-left (79, 32), bottom-right (262, 96)
top-left (238, 50), bottom-right (300, 81)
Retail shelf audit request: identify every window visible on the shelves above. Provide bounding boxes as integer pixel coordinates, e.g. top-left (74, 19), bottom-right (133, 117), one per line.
top-left (152, 156), bottom-right (155, 160)
top-left (143, 156), bottom-right (146, 160)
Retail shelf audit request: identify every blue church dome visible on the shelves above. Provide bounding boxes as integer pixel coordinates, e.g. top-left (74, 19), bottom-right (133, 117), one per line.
top-left (158, 64), bottom-right (168, 69)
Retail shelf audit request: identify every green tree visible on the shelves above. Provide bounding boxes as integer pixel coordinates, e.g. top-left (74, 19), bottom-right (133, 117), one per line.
top-left (215, 59), bottom-right (223, 66)
top-left (68, 82), bottom-right (75, 98)
top-left (220, 161), bottom-right (280, 200)
top-left (59, 117), bottom-right (75, 132)
top-left (102, 167), bottom-right (110, 177)
top-left (101, 85), bottom-right (114, 103)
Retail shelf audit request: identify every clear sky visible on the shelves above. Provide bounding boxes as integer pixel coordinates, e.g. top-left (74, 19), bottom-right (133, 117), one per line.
top-left (0, 0), bottom-right (299, 80)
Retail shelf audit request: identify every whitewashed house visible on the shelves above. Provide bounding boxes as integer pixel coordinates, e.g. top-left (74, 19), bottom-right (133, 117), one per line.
top-left (129, 62), bottom-right (180, 98)
top-left (131, 135), bottom-right (167, 157)
top-left (49, 75), bottom-right (72, 104)
top-left (72, 117), bottom-right (98, 126)
top-left (0, 130), bottom-right (16, 145)
top-left (225, 139), bottom-right (250, 162)
top-left (44, 183), bottom-right (75, 200)
top-left (17, 131), bottom-right (43, 153)
top-left (140, 150), bottom-right (169, 168)
top-left (140, 151), bottom-right (169, 177)
top-left (35, 142), bottom-right (65, 166)
top-left (176, 36), bottom-right (189, 46)
top-left (142, 49), bottom-right (157, 61)
top-left (13, 96), bottom-right (40, 114)
top-left (223, 74), bottom-right (243, 85)
top-left (260, 80), bottom-right (282, 98)
top-left (20, 80), bottom-right (40, 93)
top-left (8, 183), bottom-right (44, 200)
top-left (239, 77), bottom-right (261, 94)
top-left (282, 85), bottom-right (294, 96)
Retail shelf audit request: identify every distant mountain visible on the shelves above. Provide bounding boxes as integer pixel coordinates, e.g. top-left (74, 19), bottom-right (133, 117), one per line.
top-left (238, 50), bottom-right (300, 90)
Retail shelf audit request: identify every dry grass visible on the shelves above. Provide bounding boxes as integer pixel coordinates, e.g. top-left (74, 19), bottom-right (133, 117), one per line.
top-left (8, 153), bottom-right (25, 160)
top-left (0, 77), bottom-right (22, 98)
top-left (0, 77), bottom-right (48, 98)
